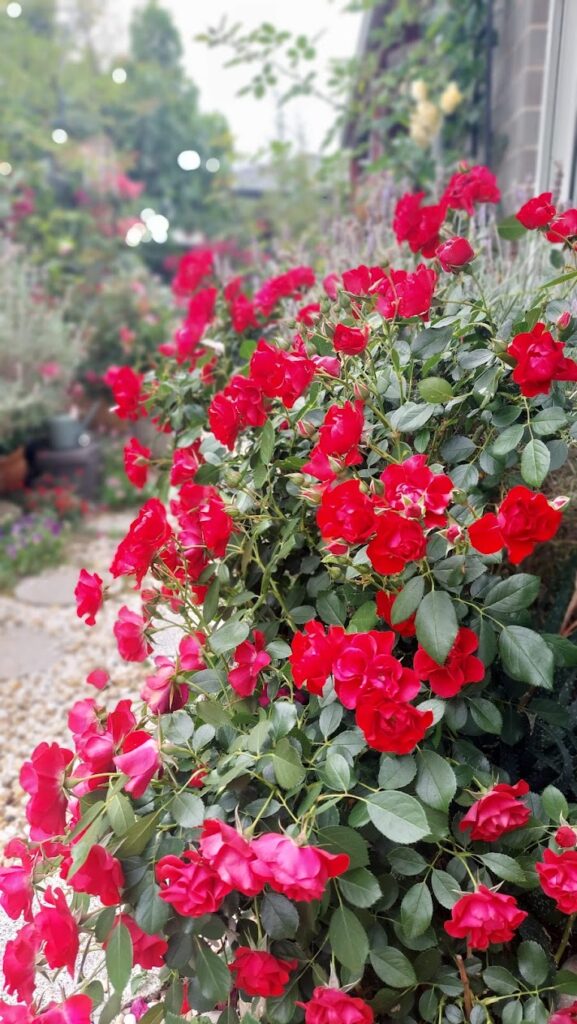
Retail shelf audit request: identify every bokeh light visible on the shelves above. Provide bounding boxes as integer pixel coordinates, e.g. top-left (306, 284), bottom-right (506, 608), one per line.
top-left (6, 3), bottom-right (22, 18)
top-left (206, 157), bottom-right (221, 173)
top-left (0, 161), bottom-right (12, 175)
top-left (51, 128), bottom-right (68, 145)
top-left (177, 149), bottom-right (201, 171)
top-left (112, 68), bottom-right (127, 85)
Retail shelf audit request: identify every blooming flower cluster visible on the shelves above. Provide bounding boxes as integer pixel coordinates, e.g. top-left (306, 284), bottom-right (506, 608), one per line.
top-left (5, 166), bottom-right (577, 1023)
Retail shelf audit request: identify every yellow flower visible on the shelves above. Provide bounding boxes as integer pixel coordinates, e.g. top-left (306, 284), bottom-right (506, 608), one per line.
top-left (440, 81), bottom-right (463, 115)
top-left (410, 79), bottom-right (428, 102)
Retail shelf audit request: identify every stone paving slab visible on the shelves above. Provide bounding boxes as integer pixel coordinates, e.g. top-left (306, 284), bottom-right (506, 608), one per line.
top-left (14, 564), bottom-right (79, 606)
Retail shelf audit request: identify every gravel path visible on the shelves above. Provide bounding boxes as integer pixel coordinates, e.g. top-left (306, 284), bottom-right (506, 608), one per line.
top-left (0, 512), bottom-right (152, 1006)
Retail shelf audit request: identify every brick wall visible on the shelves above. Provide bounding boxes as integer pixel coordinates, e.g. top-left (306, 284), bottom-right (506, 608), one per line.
top-left (491, 0), bottom-right (550, 202)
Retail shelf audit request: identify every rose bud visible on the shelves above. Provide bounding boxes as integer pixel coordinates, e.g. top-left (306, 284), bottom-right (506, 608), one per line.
top-left (555, 826), bottom-right (577, 848)
top-left (557, 310), bottom-right (572, 330)
top-left (436, 237), bottom-right (475, 272)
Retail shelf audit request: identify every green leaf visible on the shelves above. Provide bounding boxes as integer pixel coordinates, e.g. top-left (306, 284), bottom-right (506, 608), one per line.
top-left (480, 853), bottom-right (528, 885)
top-left (521, 439), bottom-right (551, 487)
top-left (266, 639), bottom-right (292, 659)
top-left (319, 703), bottom-right (343, 738)
top-left (401, 882), bottom-right (433, 938)
top-left (321, 753), bottom-right (351, 791)
top-left (338, 867), bottom-right (381, 908)
top-left (492, 423), bottom-right (525, 456)
top-left (105, 922), bottom-right (132, 993)
top-left (329, 906), bottom-right (369, 972)
top-left (316, 826), bottom-right (369, 869)
top-left (94, 907), bottom-right (116, 943)
top-left (518, 940), bottom-right (550, 986)
top-left (99, 994), bottom-right (123, 1024)
top-left (260, 419), bottom-right (275, 464)
top-left (469, 697), bottom-right (503, 734)
top-left (114, 809), bottom-right (163, 858)
top-left (195, 941), bottom-right (232, 1005)
top-left (484, 574), bottom-right (540, 617)
top-left (431, 868), bottom-right (462, 908)
top-left (388, 847), bottom-right (428, 876)
top-left (483, 966), bottom-right (519, 995)
top-left (498, 214), bottom-right (528, 241)
top-left (271, 738), bottom-right (306, 789)
top-left (261, 892), bottom-right (299, 939)
top-left (370, 946), bottom-right (417, 988)
top-left (415, 750), bottom-right (457, 811)
top-left (368, 792), bottom-right (430, 844)
top-left (543, 634), bottom-right (577, 667)
top-left (388, 401), bottom-right (435, 432)
top-left (171, 792), bottom-right (204, 828)
top-left (202, 579), bottom-right (221, 623)
top-left (138, 1007), bottom-right (164, 1024)
top-left (348, 600), bottom-right (378, 632)
top-left (378, 754), bottom-right (417, 790)
top-left (415, 591), bottom-right (458, 665)
top-left (209, 617), bottom-right (250, 655)
top-left (107, 793), bottom-right (136, 837)
top-left (134, 881), bottom-right (170, 935)
top-left (316, 591), bottom-right (346, 626)
top-left (541, 784), bottom-right (569, 821)
top-left (499, 626), bottom-right (554, 689)
top-left (533, 406), bottom-right (567, 437)
top-left (392, 577), bottom-right (425, 624)
top-left (418, 377), bottom-right (454, 403)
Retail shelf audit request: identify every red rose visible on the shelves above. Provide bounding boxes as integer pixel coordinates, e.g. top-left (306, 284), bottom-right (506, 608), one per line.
top-left (442, 164), bottom-right (501, 215)
top-left (376, 265), bottom-right (437, 320)
top-left (367, 510), bottom-right (426, 575)
top-left (375, 591), bottom-right (416, 636)
top-left (393, 192), bottom-right (446, 256)
top-left (228, 630), bottom-right (271, 698)
top-left (74, 568), bottom-right (103, 626)
top-left (317, 480), bottom-right (376, 546)
top-left (115, 914), bottom-right (167, 969)
top-left (2, 923), bottom-right (39, 1004)
top-left (290, 620), bottom-right (344, 695)
top-left (550, 1002), bottom-right (577, 1024)
top-left (184, 287), bottom-right (217, 348)
top-left (156, 851), bottom-right (231, 916)
top-left (36, 995), bottom-right (93, 1024)
top-left (123, 437), bottom-right (151, 489)
top-left (141, 656), bottom-right (187, 714)
top-left (173, 483), bottom-right (235, 558)
top-left (333, 630), bottom-right (420, 709)
top-left (459, 780), bottom-right (530, 841)
top-left (341, 264), bottom-right (386, 296)
top-left (104, 365), bottom-right (145, 421)
top-left (114, 606), bottom-right (151, 662)
top-left (20, 742), bottom-right (73, 840)
top-left (209, 376), bottom-right (269, 450)
top-left (516, 192), bottom-right (556, 229)
top-left (172, 248), bottom-right (214, 296)
top-left (556, 827), bottom-right (577, 848)
top-left (0, 840), bottom-right (34, 922)
top-left (546, 209), bottom-right (577, 244)
top-left (200, 820), bottom-right (263, 897)
top-left (318, 401), bottom-right (364, 462)
top-left (114, 730), bottom-right (160, 797)
top-left (170, 442), bottom-right (203, 486)
top-left (250, 339), bottom-right (316, 408)
top-left (110, 498), bottom-right (172, 585)
top-left (179, 632), bottom-right (206, 671)
top-left (333, 323), bottom-right (370, 355)
top-left (61, 844), bottom-right (124, 906)
top-left (254, 266), bottom-right (315, 317)
top-left (297, 302), bottom-right (321, 325)
top-left (300, 987), bottom-right (374, 1024)
top-left (323, 273), bottom-right (339, 299)
top-left (469, 486), bottom-right (562, 564)
top-left (436, 236), bottom-right (475, 272)
top-left (356, 692), bottom-right (433, 754)
top-left (380, 454), bottom-right (453, 527)
top-left (507, 322), bottom-right (577, 397)
top-left (413, 627), bottom-right (485, 698)
top-left (444, 885), bottom-right (527, 949)
top-left (251, 833), bottom-right (350, 902)
top-left (34, 887), bottom-right (79, 974)
top-left (536, 848), bottom-right (577, 913)
top-left (230, 947), bottom-right (297, 997)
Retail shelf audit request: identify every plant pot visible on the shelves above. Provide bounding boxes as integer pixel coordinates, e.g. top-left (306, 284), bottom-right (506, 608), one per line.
top-left (0, 446), bottom-right (27, 493)
top-left (48, 415), bottom-right (84, 451)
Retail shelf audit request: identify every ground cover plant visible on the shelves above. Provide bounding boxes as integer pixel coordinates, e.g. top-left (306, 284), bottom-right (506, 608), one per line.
top-left (2, 169), bottom-right (577, 1024)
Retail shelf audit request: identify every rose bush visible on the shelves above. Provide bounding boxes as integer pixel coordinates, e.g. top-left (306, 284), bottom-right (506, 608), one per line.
top-left (3, 165), bottom-right (577, 1024)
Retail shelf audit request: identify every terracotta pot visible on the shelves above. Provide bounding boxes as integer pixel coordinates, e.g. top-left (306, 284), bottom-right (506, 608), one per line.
top-left (0, 446), bottom-right (27, 493)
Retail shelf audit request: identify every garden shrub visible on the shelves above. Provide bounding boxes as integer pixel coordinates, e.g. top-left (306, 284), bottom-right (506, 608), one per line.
top-left (3, 168), bottom-right (577, 1024)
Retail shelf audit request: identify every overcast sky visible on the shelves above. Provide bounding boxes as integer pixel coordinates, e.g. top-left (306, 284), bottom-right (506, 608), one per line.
top-left (109, 0), bottom-right (363, 156)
